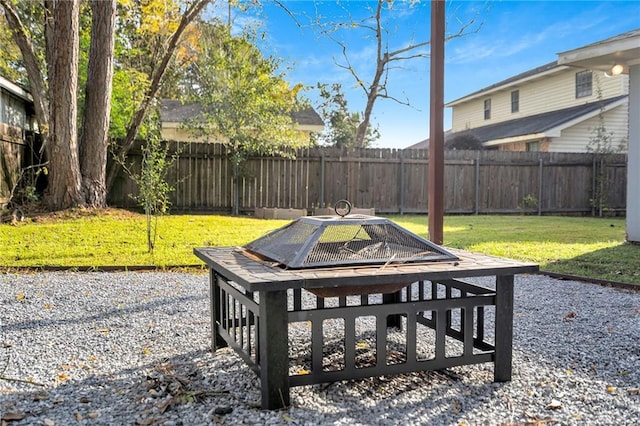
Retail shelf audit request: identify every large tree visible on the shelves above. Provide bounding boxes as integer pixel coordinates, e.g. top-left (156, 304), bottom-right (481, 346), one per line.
top-left (80, 0), bottom-right (116, 207)
top-left (0, 0), bottom-right (210, 210)
top-left (47, 0), bottom-right (83, 209)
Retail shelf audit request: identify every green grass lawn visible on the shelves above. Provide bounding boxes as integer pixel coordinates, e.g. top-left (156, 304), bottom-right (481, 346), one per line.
top-left (1, 209), bottom-right (638, 284)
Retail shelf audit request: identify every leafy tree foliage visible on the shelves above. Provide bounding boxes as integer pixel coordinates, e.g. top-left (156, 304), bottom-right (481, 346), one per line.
top-left (316, 83), bottom-right (378, 148)
top-left (446, 131), bottom-right (483, 150)
top-left (0, 0), bottom-right (210, 210)
top-left (181, 22), bottom-right (310, 215)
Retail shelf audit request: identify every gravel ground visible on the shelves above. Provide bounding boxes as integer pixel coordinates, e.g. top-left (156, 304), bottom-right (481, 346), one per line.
top-left (1, 271), bottom-right (638, 425)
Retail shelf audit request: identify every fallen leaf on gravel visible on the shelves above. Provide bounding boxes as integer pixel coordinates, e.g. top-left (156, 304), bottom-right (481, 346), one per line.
top-left (79, 396), bottom-right (91, 403)
top-left (606, 385), bottom-right (616, 394)
top-left (75, 413), bottom-right (83, 421)
top-left (282, 413), bottom-right (294, 422)
top-left (157, 398), bottom-right (173, 414)
top-left (2, 412), bottom-right (25, 421)
top-left (627, 388), bottom-right (639, 395)
top-left (563, 311), bottom-right (577, 321)
top-left (43, 418), bottom-right (55, 426)
top-left (16, 291), bottom-right (25, 301)
top-left (88, 412), bottom-right (100, 419)
top-left (547, 399), bottom-right (563, 410)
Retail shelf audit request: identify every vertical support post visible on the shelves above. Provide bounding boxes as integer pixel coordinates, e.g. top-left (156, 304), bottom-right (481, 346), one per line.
top-left (435, 308), bottom-right (447, 360)
top-left (258, 290), bottom-right (290, 409)
top-left (428, 0), bottom-right (445, 244)
top-left (626, 64), bottom-right (640, 242)
top-left (210, 270), bottom-right (228, 351)
top-left (399, 151), bottom-right (405, 214)
top-left (320, 153), bottom-right (325, 208)
top-left (494, 275), bottom-right (514, 382)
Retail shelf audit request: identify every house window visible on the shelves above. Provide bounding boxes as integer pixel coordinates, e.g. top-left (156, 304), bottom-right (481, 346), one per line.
top-left (575, 70), bottom-right (592, 98)
top-left (0, 92), bottom-right (25, 128)
top-left (511, 90), bottom-right (519, 113)
top-left (484, 99), bottom-right (491, 120)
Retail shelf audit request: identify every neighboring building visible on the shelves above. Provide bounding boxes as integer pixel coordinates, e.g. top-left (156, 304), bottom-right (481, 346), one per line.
top-left (1, 75), bottom-right (35, 207)
top-left (409, 34), bottom-right (632, 152)
top-left (0, 75), bottom-right (34, 142)
top-left (160, 99), bottom-right (324, 143)
top-left (557, 28), bottom-right (640, 242)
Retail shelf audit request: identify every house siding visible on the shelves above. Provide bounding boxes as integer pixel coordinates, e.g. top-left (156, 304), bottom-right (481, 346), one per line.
top-left (550, 102), bottom-right (629, 152)
top-left (450, 68), bottom-right (628, 132)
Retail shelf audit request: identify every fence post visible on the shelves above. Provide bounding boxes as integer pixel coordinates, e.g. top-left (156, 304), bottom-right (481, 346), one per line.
top-left (537, 157), bottom-right (543, 216)
top-left (474, 151), bottom-right (480, 215)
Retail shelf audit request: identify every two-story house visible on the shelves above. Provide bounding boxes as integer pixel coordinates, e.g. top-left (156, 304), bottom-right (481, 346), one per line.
top-left (410, 32), bottom-right (632, 153)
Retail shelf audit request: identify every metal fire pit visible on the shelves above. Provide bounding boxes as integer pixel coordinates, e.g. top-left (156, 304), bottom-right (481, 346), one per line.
top-left (194, 208), bottom-right (538, 410)
top-left (242, 201), bottom-right (458, 297)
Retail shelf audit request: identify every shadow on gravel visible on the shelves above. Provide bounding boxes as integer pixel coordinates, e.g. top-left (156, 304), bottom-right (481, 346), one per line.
top-left (1, 294), bottom-right (206, 334)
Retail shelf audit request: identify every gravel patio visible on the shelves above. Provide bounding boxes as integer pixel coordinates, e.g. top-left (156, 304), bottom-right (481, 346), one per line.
top-left (1, 272), bottom-right (638, 425)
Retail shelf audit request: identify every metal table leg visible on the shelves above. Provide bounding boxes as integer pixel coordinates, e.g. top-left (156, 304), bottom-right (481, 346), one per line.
top-left (210, 270), bottom-right (228, 351)
top-left (494, 274), bottom-right (514, 381)
top-left (258, 289), bottom-right (290, 409)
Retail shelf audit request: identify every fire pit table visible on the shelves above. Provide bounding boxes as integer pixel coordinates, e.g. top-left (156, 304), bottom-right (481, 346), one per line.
top-left (195, 211), bottom-right (538, 409)
top-left (195, 247), bottom-right (538, 409)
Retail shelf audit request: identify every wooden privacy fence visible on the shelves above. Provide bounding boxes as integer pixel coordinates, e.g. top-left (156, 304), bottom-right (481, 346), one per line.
top-left (108, 142), bottom-right (627, 216)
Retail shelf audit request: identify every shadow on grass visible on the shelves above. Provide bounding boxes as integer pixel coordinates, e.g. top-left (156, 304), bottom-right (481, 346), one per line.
top-left (544, 242), bottom-right (640, 285)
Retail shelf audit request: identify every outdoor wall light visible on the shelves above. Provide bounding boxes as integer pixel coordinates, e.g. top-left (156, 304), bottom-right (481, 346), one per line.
top-left (605, 63), bottom-right (624, 77)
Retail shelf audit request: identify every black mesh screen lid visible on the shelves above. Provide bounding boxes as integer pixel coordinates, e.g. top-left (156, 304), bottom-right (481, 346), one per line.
top-left (243, 214), bottom-right (458, 269)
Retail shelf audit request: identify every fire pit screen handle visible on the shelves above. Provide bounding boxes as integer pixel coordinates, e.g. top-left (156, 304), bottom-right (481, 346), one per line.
top-left (334, 199), bottom-right (352, 217)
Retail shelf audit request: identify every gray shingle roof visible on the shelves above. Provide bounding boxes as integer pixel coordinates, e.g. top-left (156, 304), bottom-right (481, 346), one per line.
top-left (161, 99), bottom-right (323, 126)
top-left (407, 95), bottom-right (628, 149)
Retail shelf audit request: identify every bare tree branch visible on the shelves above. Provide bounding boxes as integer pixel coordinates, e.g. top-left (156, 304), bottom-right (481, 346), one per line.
top-left (310, 0), bottom-right (485, 147)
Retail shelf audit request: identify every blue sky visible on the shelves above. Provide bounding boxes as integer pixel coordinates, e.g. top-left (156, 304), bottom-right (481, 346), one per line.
top-left (236, 1), bottom-right (640, 149)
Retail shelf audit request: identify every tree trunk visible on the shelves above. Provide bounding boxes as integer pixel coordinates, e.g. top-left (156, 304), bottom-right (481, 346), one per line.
top-left (80, 0), bottom-right (116, 208)
top-left (46, 0), bottom-right (83, 210)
